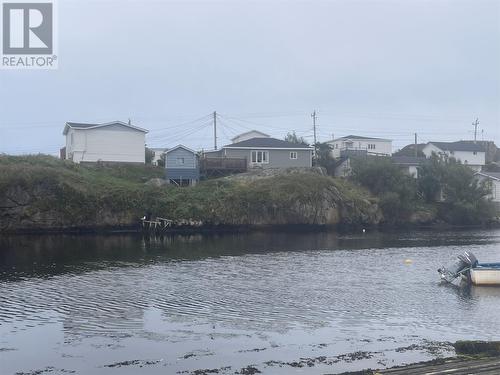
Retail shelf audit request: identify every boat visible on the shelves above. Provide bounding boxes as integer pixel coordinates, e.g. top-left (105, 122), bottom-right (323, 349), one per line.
top-left (470, 264), bottom-right (500, 285)
top-left (438, 252), bottom-right (500, 286)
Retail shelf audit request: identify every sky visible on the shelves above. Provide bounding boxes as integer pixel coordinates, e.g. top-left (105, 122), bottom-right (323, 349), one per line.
top-left (0, 0), bottom-right (499, 155)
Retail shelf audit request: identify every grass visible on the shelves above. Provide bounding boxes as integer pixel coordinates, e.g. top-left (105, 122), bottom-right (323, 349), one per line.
top-left (0, 155), bottom-right (382, 232)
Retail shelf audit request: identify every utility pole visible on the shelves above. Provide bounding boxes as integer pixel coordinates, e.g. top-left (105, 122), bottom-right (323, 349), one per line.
top-left (213, 111), bottom-right (217, 150)
top-left (472, 118), bottom-right (479, 143)
top-left (311, 110), bottom-right (317, 157)
top-left (414, 133), bottom-right (418, 158)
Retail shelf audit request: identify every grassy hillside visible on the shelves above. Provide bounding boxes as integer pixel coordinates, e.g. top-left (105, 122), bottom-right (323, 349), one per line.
top-left (0, 155), bottom-right (382, 232)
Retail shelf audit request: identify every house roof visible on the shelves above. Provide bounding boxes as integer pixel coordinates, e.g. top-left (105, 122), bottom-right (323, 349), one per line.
top-left (63, 121), bottom-right (148, 135)
top-left (475, 171), bottom-right (500, 180)
top-left (330, 135), bottom-right (392, 142)
top-left (391, 156), bottom-right (426, 165)
top-left (427, 141), bottom-right (485, 153)
top-left (165, 144), bottom-right (196, 154)
top-left (224, 137), bottom-right (313, 149)
top-left (231, 130), bottom-right (270, 141)
top-left (394, 143), bottom-right (426, 154)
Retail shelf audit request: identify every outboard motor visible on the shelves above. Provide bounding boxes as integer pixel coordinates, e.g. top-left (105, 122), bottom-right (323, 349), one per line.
top-left (458, 252), bottom-right (478, 268)
top-left (438, 251), bottom-right (478, 283)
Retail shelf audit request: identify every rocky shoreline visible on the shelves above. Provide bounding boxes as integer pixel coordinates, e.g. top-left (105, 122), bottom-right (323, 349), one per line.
top-left (1, 155), bottom-right (498, 234)
top-left (12, 340), bottom-right (498, 375)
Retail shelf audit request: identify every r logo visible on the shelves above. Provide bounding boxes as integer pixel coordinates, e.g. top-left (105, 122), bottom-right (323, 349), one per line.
top-left (2, 2), bottom-right (53, 54)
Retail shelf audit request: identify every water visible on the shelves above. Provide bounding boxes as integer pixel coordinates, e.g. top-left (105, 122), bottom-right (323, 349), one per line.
top-left (1, 230), bottom-right (500, 374)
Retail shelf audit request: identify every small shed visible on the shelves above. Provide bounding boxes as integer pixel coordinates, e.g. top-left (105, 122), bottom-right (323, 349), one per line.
top-left (391, 156), bottom-right (426, 178)
top-left (165, 145), bottom-right (199, 186)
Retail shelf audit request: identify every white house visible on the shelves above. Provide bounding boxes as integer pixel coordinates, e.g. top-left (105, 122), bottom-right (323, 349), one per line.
top-left (231, 130), bottom-right (270, 144)
top-left (63, 121), bottom-right (148, 164)
top-left (422, 141), bottom-right (486, 172)
top-left (150, 148), bottom-right (168, 166)
top-left (327, 135), bottom-right (392, 158)
top-left (475, 171), bottom-right (500, 211)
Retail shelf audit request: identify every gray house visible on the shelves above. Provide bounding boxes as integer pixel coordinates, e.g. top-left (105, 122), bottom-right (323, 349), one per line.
top-left (165, 145), bottom-right (199, 186)
top-left (205, 136), bottom-right (313, 169)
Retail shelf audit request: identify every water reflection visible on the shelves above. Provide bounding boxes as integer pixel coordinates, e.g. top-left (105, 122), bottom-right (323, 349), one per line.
top-left (1, 229), bottom-right (498, 280)
top-left (0, 229), bottom-right (500, 374)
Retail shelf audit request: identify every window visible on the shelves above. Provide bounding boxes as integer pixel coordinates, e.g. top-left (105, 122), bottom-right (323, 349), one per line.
top-left (290, 151), bottom-right (298, 160)
top-left (251, 150), bottom-right (269, 164)
top-left (368, 144), bottom-right (376, 150)
top-left (473, 151), bottom-right (477, 155)
top-left (177, 157), bottom-right (185, 165)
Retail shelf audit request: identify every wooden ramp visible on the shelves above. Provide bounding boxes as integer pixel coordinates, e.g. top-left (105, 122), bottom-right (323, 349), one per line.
top-left (379, 356), bottom-right (500, 375)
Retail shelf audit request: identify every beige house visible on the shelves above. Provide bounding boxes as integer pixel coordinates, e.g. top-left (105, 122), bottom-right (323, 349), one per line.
top-left (63, 121), bottom-right (148, 164)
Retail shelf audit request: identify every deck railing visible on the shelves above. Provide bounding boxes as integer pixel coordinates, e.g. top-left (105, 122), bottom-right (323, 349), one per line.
top-left (200, 157), bottom-right (247, 171)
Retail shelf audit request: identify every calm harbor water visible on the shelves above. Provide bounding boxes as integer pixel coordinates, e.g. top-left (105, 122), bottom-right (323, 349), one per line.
top-left (1, 229), bottom-right (500, 374)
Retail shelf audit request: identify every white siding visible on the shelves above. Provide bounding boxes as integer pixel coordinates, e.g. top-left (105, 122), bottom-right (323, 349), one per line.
top-left (422, 144), bottom-right (486, 169)
top-left (65, 126), bottom-right (146, 163)
top-left (451, 150), bottom-right (485, 167)
top-left (476, 176), bottom-right (500, 203)
top-left (231, 131), bottom-right (270, 144)
top-left (421, 143), bottom-right (442, 158)
top-left (151, 149), bottom-right (167, 165)
top-left (327, 138), bottom-right (392, 158)
top-left (408, 165), bottom-right (418, 178)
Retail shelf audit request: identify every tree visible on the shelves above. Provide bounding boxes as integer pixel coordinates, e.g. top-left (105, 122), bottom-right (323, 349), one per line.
top-left (313, 142), bottom-right (336, 174)
top-left (145, 147), bottom-right (154, 164)
top-left (417, 155), bottom-right (443, 202)
top-left (350, 157), bottom-right (417, 223)
top-left (157, 153), bottom-right (166, 167)
top-left (418, 156), bottom-right (494, 224)
top-left (284, 131), bottom-right (309, 146)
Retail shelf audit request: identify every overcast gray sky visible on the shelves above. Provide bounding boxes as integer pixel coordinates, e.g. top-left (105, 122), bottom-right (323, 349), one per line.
top-left (0, 0), bottom-right (499, 154)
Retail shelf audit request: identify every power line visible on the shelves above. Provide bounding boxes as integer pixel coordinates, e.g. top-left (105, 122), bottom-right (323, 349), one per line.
top-left (148, 121), bottom-right (213, 145)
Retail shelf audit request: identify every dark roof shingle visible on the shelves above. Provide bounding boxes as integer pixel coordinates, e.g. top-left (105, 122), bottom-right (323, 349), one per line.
top-left (63, 121), bottom-right (148, 135)
top-left (429, 141), bottom-right (485, 152)
top-left (225, 137), bottom-right (312, 149)
top-left (336, 135), bottom-right (390, 141)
